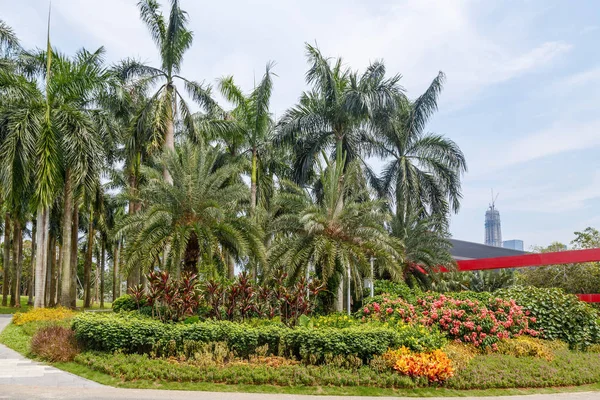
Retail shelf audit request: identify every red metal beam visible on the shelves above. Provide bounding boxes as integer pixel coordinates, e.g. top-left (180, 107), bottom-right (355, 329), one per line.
top-left (456, 248), bottom-right (600, 271)
top-left (576, 294), bottom-right (600, 303)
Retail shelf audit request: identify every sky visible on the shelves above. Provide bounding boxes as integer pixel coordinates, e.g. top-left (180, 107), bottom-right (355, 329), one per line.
top-left (1, 0), bottom-right (599, 249)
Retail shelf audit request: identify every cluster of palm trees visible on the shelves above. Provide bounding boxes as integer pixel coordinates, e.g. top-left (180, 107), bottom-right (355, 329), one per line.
top-left (0, 0), bottom-right (466, 312)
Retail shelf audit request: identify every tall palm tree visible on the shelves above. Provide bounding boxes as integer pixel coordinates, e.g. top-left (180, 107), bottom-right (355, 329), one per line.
top-left (277, 43), bottom-right (402, 184)
top-left (117, 142), bottom-right (265, 279)
top-left (268, 158), bottom-right (404, 313)
top-left (374, 72), bottom-right (467, 223)
top-left (218, 62), bottom-right (275, 217)
top-left (117, 0), bottom-right (217, 184)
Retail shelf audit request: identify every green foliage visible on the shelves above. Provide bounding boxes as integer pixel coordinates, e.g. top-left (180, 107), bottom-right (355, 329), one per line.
top-left (447, 349), bottom-right (600, 389)
top-left (372, 280), bottom-right (418, 302)
top-left (72, 313), bottom-right (445, 363)
top-left (111, 294), bottom-right (138, 313)
top-left (496, 286), bottom-right (600, 349)
top-left (74, 351), bottom-right (417, 388)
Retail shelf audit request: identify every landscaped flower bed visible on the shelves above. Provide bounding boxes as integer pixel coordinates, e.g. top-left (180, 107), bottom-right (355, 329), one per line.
top-left (2, 285), bottom-right (600, 392)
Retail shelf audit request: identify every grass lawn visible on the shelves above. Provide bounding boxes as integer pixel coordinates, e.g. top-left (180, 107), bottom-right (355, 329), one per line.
top-left (0, 296), bottom-right (111, 314)
top-left (1, 321), bottom-right (600, 397)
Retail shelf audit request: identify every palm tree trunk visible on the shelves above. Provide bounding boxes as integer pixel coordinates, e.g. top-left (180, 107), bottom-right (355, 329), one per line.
top-left (346, 264), bottom-right (351, 315)
top-left (100, 239), bottom-right (105, 308)
top-left (2, 213), bottom-right (10, 307)
top-left (34, 206), bottom-right (49, 309)
top-left (10, 220), bottom-right (21, 308)
top-left (46, 233), bottom-right (56, 307)
top-left (163, 85), bottom-right (175, 184)
top-left (70, 201), bottom-right (79, 309)
top-left (27, 221), bottom-right (36, 306)
top-left (15, 222), bottom-right (23, 308)
top-left (59, 168), bottom-right (74, 307)
top-left (83, 211), bottom-right (94, 308)
top-left (112, 239), bottom-right (120, 301)
top-left (335, 277), bottom-right (343, 312)
top-left (56, 243), bottom-right (62, 305)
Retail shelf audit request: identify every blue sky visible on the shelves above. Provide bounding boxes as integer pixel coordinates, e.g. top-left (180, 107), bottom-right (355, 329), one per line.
top-left (2, 0), bottom-right (599, 249)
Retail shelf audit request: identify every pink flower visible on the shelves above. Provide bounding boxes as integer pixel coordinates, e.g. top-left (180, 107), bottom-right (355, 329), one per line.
top-left (363, 307), bottom-right (370, 314)
top-left (373, 303), bottom-right (381, 313)
top-left (386, 307), bottom-right (393, 314)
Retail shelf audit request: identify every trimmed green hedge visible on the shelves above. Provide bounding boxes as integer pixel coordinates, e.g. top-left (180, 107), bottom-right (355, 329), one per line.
top-left (72, 313), bottom-right (445, 363)
top-left (495, 286), bottom-right (600, 349)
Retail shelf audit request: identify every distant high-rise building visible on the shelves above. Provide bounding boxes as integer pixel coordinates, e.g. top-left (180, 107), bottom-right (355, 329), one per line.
top-left (503, 239), bottom-right (524, 251)
top-left (484, 194), bottom-right (502, 247)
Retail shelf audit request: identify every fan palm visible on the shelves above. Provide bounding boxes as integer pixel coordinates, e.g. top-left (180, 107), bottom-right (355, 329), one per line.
top-left (277, 43), bottom-right (402, 184)
top-left (374, 72), bottom-right (467, 223)
top-left (268, 158), bottom-right (404, 313)
top-left (117, 142), bottom-right (265, 278)
top-left (117, 0), bottom-right (217, 184)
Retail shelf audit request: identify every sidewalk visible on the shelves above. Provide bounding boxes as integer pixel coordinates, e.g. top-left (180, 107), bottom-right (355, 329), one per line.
top-left (0, 315), bottom-right (101, 388)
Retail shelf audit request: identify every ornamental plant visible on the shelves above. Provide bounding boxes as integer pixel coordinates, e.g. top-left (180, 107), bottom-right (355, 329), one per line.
top-left (12, 307), bottom-right (75, 326)
top-left (383, 346), bottom-right (454, 383)
top-left (496, 286), bottom-right (600, 349)
top-left (359, 293), bottom-right (538, 349)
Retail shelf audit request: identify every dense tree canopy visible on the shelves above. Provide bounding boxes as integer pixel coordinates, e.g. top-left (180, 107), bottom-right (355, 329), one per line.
top-left (0, 3), bottom-right (468, 312)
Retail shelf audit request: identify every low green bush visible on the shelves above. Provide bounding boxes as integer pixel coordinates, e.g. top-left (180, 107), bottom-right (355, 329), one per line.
top-left (495, 286), bottom-right (600, 349)
top-left (371, 280), bottom-right (418, 303)
top-left (74, 351), bottom-right (418, 388)
top-left (112, 295), bottom-right (139, 313)
top-left (447, 349), bottom-right (600, 389)
top-left (72, 313), bottom-right (445, 363)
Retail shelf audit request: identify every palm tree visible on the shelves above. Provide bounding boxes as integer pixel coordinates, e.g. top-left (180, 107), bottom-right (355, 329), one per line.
top-left (218, 62), bottom-right (275, 217)
top-left (277, 43), bottom-right (402, 184)
top-left (268, 158), bottom-right (404, 313)
top-left (117, 0), bottom-right (217, 184)
top-left (117, 142), bottom-right (265, 279)
top-left (374, 72), bottom-right (467, 223)
top-left (390, 210), bottom-right (455, 287)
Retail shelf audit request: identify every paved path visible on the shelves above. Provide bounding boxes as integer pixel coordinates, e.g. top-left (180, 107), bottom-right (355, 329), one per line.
top-left (0, 315), bottom-right (101, 388)
top-left (0, 315), bottom-right (598, 399)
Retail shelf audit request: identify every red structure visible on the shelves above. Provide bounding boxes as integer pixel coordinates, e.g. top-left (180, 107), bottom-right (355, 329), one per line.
top-left (451, 248), bottom-right (600, 303)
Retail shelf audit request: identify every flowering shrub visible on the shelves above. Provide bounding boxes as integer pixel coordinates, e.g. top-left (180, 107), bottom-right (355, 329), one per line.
top-left (312, 314), bottom-right (359, 329)
top-left (495, 337), bottom-right (554, 360)
top-left (496, 286), bottom-right (600, 349)
top-left (12, 307), bottom-right (75, 326)
top-left (358, 293), bottom-right (538, 349)
top-left (383, 347), bottom-right (454, 382)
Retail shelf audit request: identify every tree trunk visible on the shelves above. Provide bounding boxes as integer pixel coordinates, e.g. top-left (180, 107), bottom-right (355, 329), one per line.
top-left (27, 221), bottom-right (36, 306)
top-left (10, 220), bottom-right (21, 308)
top-left (250, 147), bottom-right (258, 214)
top-left (70, 201), bottom-right (79, 309)
top-left (56, 243), bottom-right (62, 305)
top-left (227, 251), bottom-right (235, 280)
top-left (163, 84), bottom-right (175, 184)
top-left (112, 239), bottom-right (120, 301)
top-left (335, 277), bottom-right (344, 312)
top-left (100, 239), bottom-right (105, 308)
top-left (83, 211), bottom-right (94, 308)
top-left (34, 206), bottom-right (49, 309)
top-left (46, 233), bottom-right (56, 307)
top-left (15, 222), bottom-right (23, 308)
top-left (2, 213), bottom-right (10, 307)
top-left (59, 168), bottom-right (74, 307)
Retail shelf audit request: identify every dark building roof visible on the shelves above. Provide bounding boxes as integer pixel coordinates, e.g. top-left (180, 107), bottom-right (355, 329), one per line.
top-left (449, 239), bottom-right (528, 260)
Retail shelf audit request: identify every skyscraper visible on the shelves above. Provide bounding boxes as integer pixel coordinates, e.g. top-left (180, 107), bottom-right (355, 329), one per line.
top-left (503, 239), bottom-right (524, 251)
top-left (484, 201), bottom-right (502, 247)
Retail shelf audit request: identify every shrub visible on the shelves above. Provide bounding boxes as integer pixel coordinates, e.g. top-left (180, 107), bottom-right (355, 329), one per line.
top-left (494, 337), bottom-right (554, 360)
top-left (383, 347), bottom-right (454, 383)
top-left (447, 349), bottom-right (600, 389)
top-left (12, 307), bottom-right (75, 326)
top-left (370, 280), bottom-right (418, 303)
top-left (112, 294), bottom-right (138, 313)
top-left (496, 286), bottom-right (600, 349)
top-left (359, 293), bottom-right (537, 349)
top-left (444, 342), bottom-right (477, 371)
top-left (30, 325), bottom-right (80, 362)
top-left (72, 313), bottom-right (445, 363)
